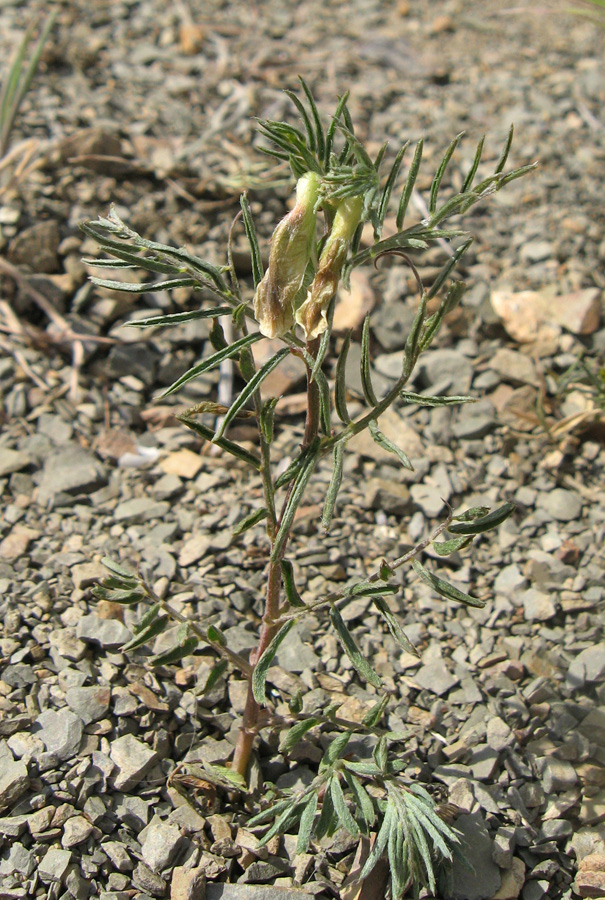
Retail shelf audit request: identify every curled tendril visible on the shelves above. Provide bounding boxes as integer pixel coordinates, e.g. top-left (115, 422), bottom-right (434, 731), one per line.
top-left (373, 249), bottom-right (424, 298)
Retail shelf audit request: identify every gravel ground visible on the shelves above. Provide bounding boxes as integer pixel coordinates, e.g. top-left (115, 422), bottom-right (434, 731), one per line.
top-left (0, 2), bottom-right (604, 899)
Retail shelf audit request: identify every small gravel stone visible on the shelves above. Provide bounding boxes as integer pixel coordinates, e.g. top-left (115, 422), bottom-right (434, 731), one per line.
top-left (114, 497), bottom-right (170, 524)
top-left (109, 734), bottom-right (158, 791)
top-left (132, 861), bottom-right (168, 896)
top-left (492, 826), bottom-right (516, 868)
top-left (141, 820), bottom-right (186, 873)
top-left (34, 708), bottom-right (83, 762)
top-left (445, 811), bottom-right (501, 900)
top-left (37, 444), bottom-right (107, 505)
top-left (536, 756), bottom-right (578, 793)
top-left (538, 488), bottom-right (582, 522)
top-left (521, 588), bottom-right (556, 622)
top-left (38, 847), bottom-right (73, 884)
top-left (413, 659), bottom-right (459, 696)
top-left (0, 750), bottom-right (29, 811)
top-left (567, 644), bottom-right (605, 689)
top-left (487, 717), bottom-right (514, 752)
top-left (102, 841), bottom-right (134, 873)
top-left (65, 685), bottom-right (111, 725)
top-left (62, 814), bottom-right (95, 848)
top-left (206, 888), bottom-right (315, 900)
top-left (0, 842), bottom-right (36, 877)
top-left (77, 614), bottom-right (131, 649)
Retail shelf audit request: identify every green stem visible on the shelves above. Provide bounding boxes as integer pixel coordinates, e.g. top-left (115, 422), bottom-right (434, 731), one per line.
top-left (232, 337), bottom-right (322, 780)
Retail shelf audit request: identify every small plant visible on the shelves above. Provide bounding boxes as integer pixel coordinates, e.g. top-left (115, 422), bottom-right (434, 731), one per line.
top-left (85, 81), bottom-right (533, 897)
top-left (0, 13), bottom-right (56, 192)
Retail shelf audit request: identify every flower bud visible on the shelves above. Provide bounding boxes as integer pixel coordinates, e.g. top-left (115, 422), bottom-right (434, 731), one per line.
top-left (296, 195), bottom-right (363, 341)
top-left (253, 172), bottom-right (320, 338)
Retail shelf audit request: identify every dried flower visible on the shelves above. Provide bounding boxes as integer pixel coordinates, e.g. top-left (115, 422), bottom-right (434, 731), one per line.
top-left (253, 171), bottom-right (320, 338)
top-left (296, 195), bottom-right (363, 340)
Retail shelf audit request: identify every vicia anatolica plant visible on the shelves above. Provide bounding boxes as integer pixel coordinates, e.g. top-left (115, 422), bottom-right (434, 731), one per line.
top-left (84, 80), bottom-right (534, 898)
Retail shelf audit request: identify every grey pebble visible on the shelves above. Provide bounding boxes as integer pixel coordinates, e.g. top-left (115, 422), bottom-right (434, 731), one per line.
top-left (521, 588), bottom-right (557, 622)
top-left (113, 497), bottom-right (170, 524)
top-left (538, 488), bottom-right (582, 522)
top-left (0, 448), bottom-right (32, 478)
top-left (109, 734), bottom-right (158, 791)
top-left (140, 820), bottom-right (185, 873)
top-left (413, 660), bottom-right (459, 696)
top-left (37, 445), bottom-right (107, 506)
top-left (486, 717), bottom-right (514, 752)
top-left (567, 643), bottom-right (605, 689)
top-left (65, 685), bottom-right (111, 725)
top-left (536, 756), bottom-right (578, 793)
top-left (62, 815), bottom-right (95, 848)
top-left (38, 847), bottom-right (73, 884)
top-left (77, 614), bottom-right (131, 649)
top-left (206, 887), bottom-right (315, 900)
top-left (33, 708), bottom-right (83, 762)
top-left (445, 811), bottom-right (501, 900)
top-left (0, 842), bottom-right (36, 877)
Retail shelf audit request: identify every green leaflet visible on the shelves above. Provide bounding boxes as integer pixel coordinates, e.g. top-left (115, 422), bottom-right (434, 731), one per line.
top-left (360, 315), bottom-right (378, 406)
top-left (377, 141), bottom-right (409, 234)
top-left (271, 439), bottom-right (321, 561)
top-left (448, 501), bottom-right (516, 535)
top-left (92, 585), bottom-right (145, 605)
top-left (90, 275), bottom-right (196, 294)
top-left (343, 770), bottom-right (375, 831)
top-left (122, 614), bottom-right (169, 652)
top-left (322, 729), bottom-right (353, 767)
top-left (161, 331), bottom-right (262, 398)
top-left (368, 420), bottom-right (413, 470)
top-left (127, 306), bottom-right (232, 328)
top-left (297, 792), bottom-right (318, 854)
top-left (360, 801), bottom-right (394, 880)
top-left (330, 606), bottom-right (382, 688)
top-left (321, 442), bottom-right (344, 532)
top-left (206, 624), bottom-right (227, 647)
top-left (362, 694), bottom-right (390, 728)
top-left (462, 134), bottom-right (486, 192)
top-left (215, 347), bottom-right (290, 442)
top-left (280, 559), bottom-right (305, 609)
top-left (100, 557), bottom-right (138, 581)
top-left (330, 776), bottom-right (360, 836)
top-left (252, 621), bottom-right (296, 704)
top-left (151, 624), bottom-right (199, 666)
top-left (177, 415), bottom-right (261, 470)
top-left (346, 580), bottom-right (399, 598)
top-left (431, 535), bottom-right (473, 556)
top-left (429, 132), bottom-right (464, 215)
top-left (314, 783), bottom-right (338, 840)
top-left (399, 389), bottom-right (474, 408)
top-left (412, 559), bottom-right (485, 608)
top-left (240, 193), bottom-right (264, 288)
top-left (232, 507), bottom-right (268, 536)
top-left (373, 597), bottom-right (419, 657)
top-left (198, 659), bottom-right (229, 696)
top-left (396, 138), bottom-right (423, 230)
top-left (260, 397), bottom-right (278, 444)
top-left (373, 734), bottom-right (388, 773)
top-left (279, 717), bottom-right (319, 753)
top-left (334, 330), bottom-right (352, 424)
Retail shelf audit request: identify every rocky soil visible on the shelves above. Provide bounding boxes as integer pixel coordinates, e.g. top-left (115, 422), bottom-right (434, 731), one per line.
top-left (0, 2), bottom-right (604, 900)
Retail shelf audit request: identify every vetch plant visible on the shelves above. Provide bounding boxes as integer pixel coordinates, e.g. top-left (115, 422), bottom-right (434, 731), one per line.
top-left (84, 81), bottom-right (534, 898)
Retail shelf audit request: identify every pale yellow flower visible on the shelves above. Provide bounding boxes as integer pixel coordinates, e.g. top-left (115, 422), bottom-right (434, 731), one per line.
top-left (253, 172), bottom-right (320, 339)
top-left (296, 195), bottom-right (363, 341)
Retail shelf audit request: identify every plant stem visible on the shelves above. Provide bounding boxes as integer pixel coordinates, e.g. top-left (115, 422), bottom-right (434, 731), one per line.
top-left (232, 337), bottom-right (322, 780)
